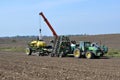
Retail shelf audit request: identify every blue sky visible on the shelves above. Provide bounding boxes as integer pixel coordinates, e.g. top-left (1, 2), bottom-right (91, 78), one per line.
top-left (0, 0), bottom-right (120, 37)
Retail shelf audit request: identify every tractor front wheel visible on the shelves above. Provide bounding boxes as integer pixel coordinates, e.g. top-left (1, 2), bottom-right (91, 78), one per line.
top-left (85, 51), bottom-right (94, 59)
top-left (26, 48), bottom-right (32, 55)
top-left (73, 49), bottom-right (81, 58)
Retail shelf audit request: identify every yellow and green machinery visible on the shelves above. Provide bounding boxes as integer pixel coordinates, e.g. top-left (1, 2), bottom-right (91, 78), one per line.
top-left (26, 39), bottom-right (52, 56)
top-left (73, 41), bottom-right (108, 59)
top-left (26, 12), bottom-right (108, 59)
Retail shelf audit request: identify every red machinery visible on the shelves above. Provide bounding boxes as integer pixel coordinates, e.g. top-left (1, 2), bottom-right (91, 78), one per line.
top-left (39, 12), bottom-right (71, 57)
top-left (39, 12), bottom-right (58, 39)
top-left (26, 12), bottom-right (71, 57)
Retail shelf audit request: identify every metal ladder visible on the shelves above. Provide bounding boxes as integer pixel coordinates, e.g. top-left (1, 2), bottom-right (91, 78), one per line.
top-left (52, 36), bottom-right (70, 56)
top-left (52, 37), bottom-right (60, 56)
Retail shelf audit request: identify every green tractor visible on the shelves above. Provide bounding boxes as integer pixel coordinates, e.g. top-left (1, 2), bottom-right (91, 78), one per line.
top-left (26, 39), bottom-right (52, 56)
top-left (73, 41), bottom-right (108, 59)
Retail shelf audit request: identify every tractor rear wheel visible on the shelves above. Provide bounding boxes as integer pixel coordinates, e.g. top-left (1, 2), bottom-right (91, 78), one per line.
top-left (73, 49), bottom-right (81, 58)
top-left (85, 51), bottom-right (94, 59)
top-left (26, 48), bottom-right (32, 55)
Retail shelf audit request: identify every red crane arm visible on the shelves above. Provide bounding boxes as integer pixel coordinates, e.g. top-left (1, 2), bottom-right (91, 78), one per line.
top-left (39, 12), bottom-right (58, 38)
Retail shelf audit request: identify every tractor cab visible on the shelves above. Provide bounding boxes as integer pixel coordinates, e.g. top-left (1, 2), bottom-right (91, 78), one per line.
top-left (79, 41), bottom-right (91, 52)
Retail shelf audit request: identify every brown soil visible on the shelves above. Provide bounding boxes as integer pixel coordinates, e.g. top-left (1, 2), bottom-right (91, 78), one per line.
top-left (0, 34), bottom-right (120, 80)
top-left (0, 52), bottom-right (120, 80)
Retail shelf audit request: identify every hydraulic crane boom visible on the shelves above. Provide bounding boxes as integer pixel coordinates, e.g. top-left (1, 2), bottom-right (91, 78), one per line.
top-left (39, 12), bottom-right (71, 57)
top-left (39, 12), bottom-right (58, 39)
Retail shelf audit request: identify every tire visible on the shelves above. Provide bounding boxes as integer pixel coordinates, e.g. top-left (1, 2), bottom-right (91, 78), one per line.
top-left (73, 49), bottom-right (81, 58)
top-left (26, 48), bottom-right (32, 55)
top-left (85, 51), bottom-right (94, 59)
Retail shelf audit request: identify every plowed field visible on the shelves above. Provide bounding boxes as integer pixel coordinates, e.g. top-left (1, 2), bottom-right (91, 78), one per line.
top-left (0, 52), bottom-right (120, 80)
top-left (0, 34), bottom-right (120, 80)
